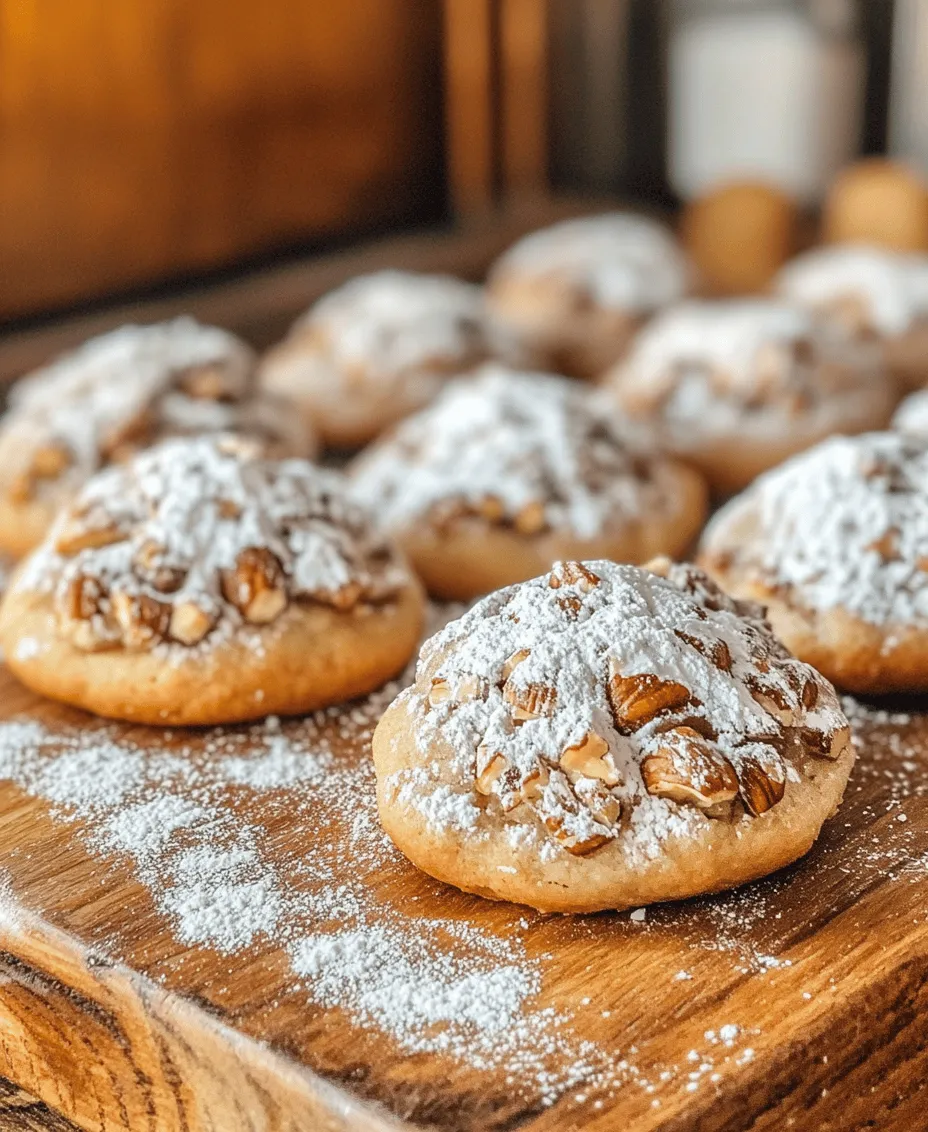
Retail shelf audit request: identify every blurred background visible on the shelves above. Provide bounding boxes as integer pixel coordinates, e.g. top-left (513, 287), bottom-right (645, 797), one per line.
top-left (0, 0), bottom-right (920, 328)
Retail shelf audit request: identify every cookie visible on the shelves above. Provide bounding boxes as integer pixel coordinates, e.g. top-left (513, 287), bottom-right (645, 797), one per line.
top-left (606, 299), bottom-right (893, 495)
top-left (486, 212), bottom-right (691, 379)
top-left (0, 436), bottom-right (424, 725)
top-left (258, 270), bottom-right (521, 449)
top-left (374, 558), bottom-right (853, 913)
top-left (351, 367), bottom-right (708, 600)
top-left (0, 318), bottom-right (312, 559)
top-left (700, 431), bottom-right (928, 693)
top-left (777, 244), bottom-right (928, 389)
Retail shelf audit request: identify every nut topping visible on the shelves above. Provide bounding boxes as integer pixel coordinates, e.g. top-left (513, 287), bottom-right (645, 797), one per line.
top-left (169, 601), bottom-right (214, 646)
top-left (548, 561), bottom-right (601, 592)
top-left (738, 756), bottom-right (786, 816)
top-left (501, 648), bottom-right (530, 681)
top-left (111, 591), bottom-right (171, 649)
top-left (513, 499), bottom-right (547, 536)
top-left (220, 547), bottom-right (288, 624)
top-left (641, 727), bottom-right (739, 810)
top-left (504, 681), bottom-right (557, 721)
top-left (55, 520), bottom-right (126, 557)
top-left (607, 662), bottom-right (691, 732)
top-left (475, 746), bottom-right (509, 796)
top-left (560, 731), bottom-right (618, 785)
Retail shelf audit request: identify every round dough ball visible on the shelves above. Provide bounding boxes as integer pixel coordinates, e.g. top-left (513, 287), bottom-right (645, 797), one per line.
top-left (606, 298), bottom-right (894, 494)
top-left (0, 436), bottom-right (424, 725)
top-left (351, 367), bottom-right (708, 600)
top-left (823, 159), bottom-right (928, 252)
top-left (258, 270), bottom-right (523, 449)
top-left (374, 558), bottom-right (854, 913)
top-left (0, 318), bottom-right (312, 560)
top-left (700, 431), bottom-right (928, 693)
top-left (486, 212), bottom-right (691, 379)
top-left (682, 180), bottom-right (799, 295)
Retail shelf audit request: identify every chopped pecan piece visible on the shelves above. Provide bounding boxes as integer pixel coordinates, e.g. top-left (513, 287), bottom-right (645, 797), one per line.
top-left (800, 723), bottom-right (851, 761)
top-left (513, 500), bottom-right (546, 535)
top-left (607, 660), bottom-right (691, 732)
top-left (55, 519), bottom-right (126, 557)
top-left (220, 547), bottom-right (288, 624)
top-left (111, 591), bottom-right (171, 649)
top-left (559, 731), bottom-right (619, 785)
top-left (738, 756), bottom-right (786, 816)
top-left (504, 680), bottom-right (557, 721)
top-left (548, 561), bottom-right (601, 592)
top-left (169, 601), bottom-right (215, 645)
top-left (641, 727), bottom-right (739, 811)
top-left (500, 648), bottom-right (530, 681)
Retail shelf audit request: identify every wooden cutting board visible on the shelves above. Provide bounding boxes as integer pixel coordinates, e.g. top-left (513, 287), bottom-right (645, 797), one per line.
top-left (0, 648), bottom-right (926, 1132)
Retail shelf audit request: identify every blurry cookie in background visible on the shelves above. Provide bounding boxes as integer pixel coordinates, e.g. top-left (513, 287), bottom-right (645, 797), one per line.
top-left (0, 318), bottom-right (312, 559)
top-left (258, 270), bottom-right (523, 450)
top-left (351, 367), bottom-right (707, 601)
top-left (777, 244), bottom-right (928, 390)
top-left (700, 431), bottom-right (928, 694)
top-left (0, 435), bottom-right (424, 725)
top-left (486, 212), bottom-right (691, 380)
top-left (682, 181), bottom-right (799, 295)
top-left (606, 299), bottom-right (894, 495)
top-left (822, 159), bottom-right (928, 253)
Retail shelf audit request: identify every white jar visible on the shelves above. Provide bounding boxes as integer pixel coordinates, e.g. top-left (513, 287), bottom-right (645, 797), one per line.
top-left (668, 0), bottom-right (864, 203)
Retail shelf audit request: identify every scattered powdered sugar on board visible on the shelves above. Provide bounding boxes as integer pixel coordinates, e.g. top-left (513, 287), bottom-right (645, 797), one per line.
top-left (0, 615), bottom-right (924, 1116)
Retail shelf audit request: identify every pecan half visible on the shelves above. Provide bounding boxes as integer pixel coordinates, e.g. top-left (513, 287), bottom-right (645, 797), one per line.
top-left (641, 727), bottom-right (739, 811)
top-left (738, 756), bottom-right (786, 815)
top-left (607, 660), bottom-right (691, 733)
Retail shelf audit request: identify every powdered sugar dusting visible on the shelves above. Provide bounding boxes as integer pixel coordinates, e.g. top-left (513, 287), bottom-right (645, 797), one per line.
top-left (13, 435), bottom-right (410, 655)
top-left (777, 244), bottom-right (928, 336)
top-left (351, 367), bottom-right (693, 539)
top-left (396, 560), bottom-right (848, 864)
top-left (703, 432), bottom-right (928, 625)
top-left (491, 213), bottom-right (690, 312)
top-left (611, 299), bottom-right (884, 445)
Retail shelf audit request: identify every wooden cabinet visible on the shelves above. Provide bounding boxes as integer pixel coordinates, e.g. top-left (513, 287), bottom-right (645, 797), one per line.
top-left (0, 1), bottom-right (444, 320)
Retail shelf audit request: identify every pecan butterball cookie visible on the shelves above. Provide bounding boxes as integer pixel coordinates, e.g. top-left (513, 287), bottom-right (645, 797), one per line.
top-left (606, 299), bottom-right (893, 495)
top-left (700, 432), bottom-right (928, 693)
top-left (351, 368), bottom-right (708, 601)
top-left (258, 270), bottom-right (523, 449)
top-left (374, 559), bottom-right (853, 913)
top-left (486, 212), bottom-right (691, 380)
top-left (0, 436), bottom-right (424, 724)
top-left (0, 318), bottom-right (312, 559)
top-left (777, 244), bottom-right (928, 390)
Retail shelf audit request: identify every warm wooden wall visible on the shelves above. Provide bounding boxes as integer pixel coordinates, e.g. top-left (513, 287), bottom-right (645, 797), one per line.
top-left (0, 1), bottom-right (444, 321)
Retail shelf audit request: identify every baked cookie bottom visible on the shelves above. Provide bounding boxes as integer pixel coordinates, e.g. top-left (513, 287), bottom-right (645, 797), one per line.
top-left (373, 687), bottom-right (855, 914)
top-left (0, 578), bottom-right (425, 726)
top-left (391, 466), bottom-right (708, 602)
top-left (698, 567), bottom-right (928, 695)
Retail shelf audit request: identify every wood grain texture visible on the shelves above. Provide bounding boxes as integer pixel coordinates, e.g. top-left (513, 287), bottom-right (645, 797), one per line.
top-left (499, 0), bottom-right (549, 197)
top-left (0, 1078), bottom-right (78, 1132)
top-left (0, 0), bottom-right (443, 320)
top-left (0, 665), bottom-right (923, 1130)
top-left (443, 0), bottom-right (496, 216)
